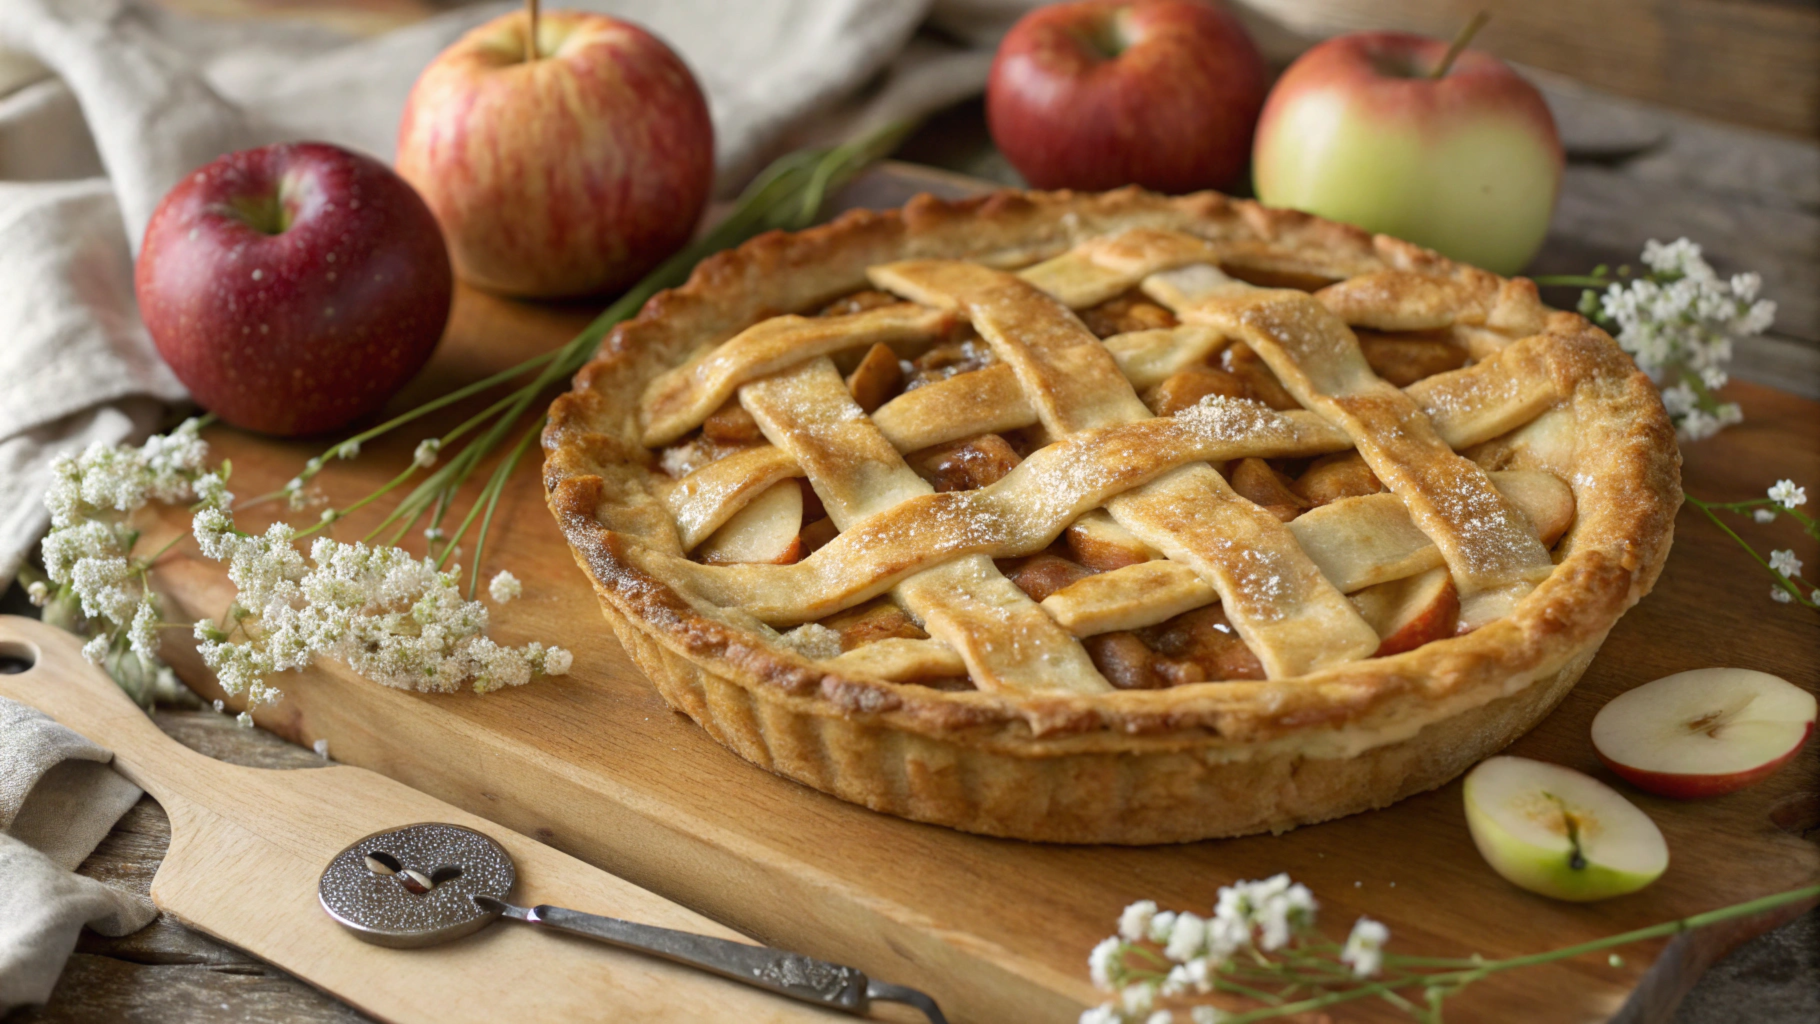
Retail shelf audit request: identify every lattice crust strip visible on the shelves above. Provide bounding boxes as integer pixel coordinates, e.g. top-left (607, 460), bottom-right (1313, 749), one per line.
top-left (630, 227), bottom-right (1572, 695)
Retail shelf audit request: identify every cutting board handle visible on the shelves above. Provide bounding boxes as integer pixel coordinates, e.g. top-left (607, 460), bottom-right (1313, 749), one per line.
top-left (0, 615), bottom-right (214, 802)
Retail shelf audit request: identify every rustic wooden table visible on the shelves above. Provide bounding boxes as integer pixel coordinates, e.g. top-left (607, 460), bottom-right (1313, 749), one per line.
top-left (9, 80), bottom-right (1820, 1024)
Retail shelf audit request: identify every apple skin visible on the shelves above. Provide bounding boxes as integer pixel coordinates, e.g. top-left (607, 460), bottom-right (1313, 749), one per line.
top-left (1592, 668), bottom-right (1817, 799)
top-left (1597, 731), bottom-right (1811, 800)
top-left (1463, 756), bottom-right (1669, 902)
top-left (396, 10), bottom-right (713, 298)
top-left (136, 142), bottom-right (452, 437)
top-left (1254, 32), bottom-right (1562, 275)
top-left (986, 0), bottom-right (1268, 192)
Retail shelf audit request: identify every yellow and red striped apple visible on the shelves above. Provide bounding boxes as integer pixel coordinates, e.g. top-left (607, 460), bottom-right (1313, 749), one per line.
top-left (1254, 32), bottom-right (1561, 275)
top-left (396, 9), bottom-right (713, 298)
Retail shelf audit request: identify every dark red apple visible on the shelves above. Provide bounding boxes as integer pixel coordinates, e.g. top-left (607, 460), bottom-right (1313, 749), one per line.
top-left (395, 9), bottom-right (714, 298)
top-left (136, 142), bottom-right (452, 436)
top-left (986, 0), bottom-right (1268, 192)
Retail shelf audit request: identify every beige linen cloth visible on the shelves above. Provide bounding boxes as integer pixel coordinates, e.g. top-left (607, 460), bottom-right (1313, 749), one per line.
top-left (0, 695), bottom-right (154, 1010)
top-left (0, 0), bottom-right (1037, 1009)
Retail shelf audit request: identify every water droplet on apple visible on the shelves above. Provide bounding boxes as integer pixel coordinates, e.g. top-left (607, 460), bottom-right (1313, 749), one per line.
top-left (252, 269), bottom-right (264, 281)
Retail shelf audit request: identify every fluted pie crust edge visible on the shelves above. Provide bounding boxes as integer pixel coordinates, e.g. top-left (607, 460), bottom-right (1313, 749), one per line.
top-left (542, 188), bottom-right (1680, 844)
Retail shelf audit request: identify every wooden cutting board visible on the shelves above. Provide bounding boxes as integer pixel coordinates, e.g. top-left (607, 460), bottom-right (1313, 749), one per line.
top-left (0, 616), bottom-right (887, 1024)
top-left (139, 165), bottom-right (1819, 1023)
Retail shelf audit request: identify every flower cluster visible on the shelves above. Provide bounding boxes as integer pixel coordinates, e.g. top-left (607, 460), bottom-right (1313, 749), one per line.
top-left (1085, 880), bottom-right (1820, 1023)
top-left (1687, 479), bottom-right (1817, 612)
top-left (190, 508), bottom-right (570, 704)
top-left (32, 419), bottom-right (228, 704)
top-left (35, 420), bottom-right (572, 710)
top-left (1575, 238), bottom-right (1775, 441)
top-left (1083, 875), bottom-right (1368, 1024)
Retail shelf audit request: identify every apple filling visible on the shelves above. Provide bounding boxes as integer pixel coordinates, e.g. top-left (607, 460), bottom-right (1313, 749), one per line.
top-left (651, 286), bottom-right (1576, 693)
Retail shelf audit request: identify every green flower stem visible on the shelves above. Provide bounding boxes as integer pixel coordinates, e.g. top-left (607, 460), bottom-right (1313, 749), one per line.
top-left (1684, 497), bottom-right (1815, 606)
top-left (1530, 274), bottom-right (1614, 288)
top-left (1211, 884), bottom-right (1820, 1023)
top-left (463, 418), bottom-right (542, 598)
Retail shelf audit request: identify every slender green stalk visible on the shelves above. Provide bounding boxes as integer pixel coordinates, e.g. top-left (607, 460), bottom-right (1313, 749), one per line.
top-left (1206, 885), bottom-right (1820, 1023)
top-left (463, 419), bottom-right (543, 597)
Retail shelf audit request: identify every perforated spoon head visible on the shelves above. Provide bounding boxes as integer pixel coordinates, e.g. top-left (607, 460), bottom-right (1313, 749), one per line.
top-left (318, 822), bottom-right (515, 948)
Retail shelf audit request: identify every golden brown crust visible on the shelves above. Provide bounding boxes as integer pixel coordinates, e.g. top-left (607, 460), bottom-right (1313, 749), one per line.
top-left (543, 187), bottom-right (1680, 842)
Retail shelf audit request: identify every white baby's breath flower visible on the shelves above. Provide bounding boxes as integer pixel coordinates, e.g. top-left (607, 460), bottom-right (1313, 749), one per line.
top-left (1204, 913), bottom-right (1249, 959)
top-left (81, 634), bottom-right (109, 664)
top-left (1163, 912), bottom-right (1208, 963)
top-left (1595, 239), bottom-right (1773, 442)
top-left (1088, 937), bottom-right (1124, 991)
top-left (1769, 480), bottom-right (1807, 509)
top-left (1144, 1012), bottom-right (1173, 1024)
top-left (1146, 910), bottom-right (1178, 944)
top-left (488, 570), bottom-right (523, 603)
top-left (1341, 917), bottom-right (1390, 977)
top-left (1771, 586), bottom-right (1793, 604)
top-left (1189, 1008), bottom-right (1231, 1024)
top-left (1161, 956), bottom-right (1214, 997)
top-left (1754, 509), bottom-right (1778, 523)
top-left (1768, 550), bottom-right (1804, 578)
top-left (336, 439), bottom-right (361, 460)
top-left (26, 581), bottom-right (50, 606)
top-left (542, 647), bottom-right (573, 675)
top-left (236, 711), bottom-right (254, 728)
top-left (1079, 1004), bottom-right (1121, 1024)
top-left (1119, 900), bottom-right (1158, 942)
top-left (192, 472), bottom-right (232, 510)
top-left (127, 601), bottom-right (160, 662)
top-left (413, 438), bottom-right (441, 468)
top-left (1118, 982), bottom-right (1155, 1019)
top-left (313, 738), bottom-right (330, 759)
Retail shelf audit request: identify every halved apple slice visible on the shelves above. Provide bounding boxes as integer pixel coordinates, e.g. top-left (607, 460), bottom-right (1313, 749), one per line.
top-left (1463, 756), bottom-right (1669, 902)
top-left (1592, 668), bottom-right (1816, 799)
top-left (1065, 510), bottom-right (1158, 571)
top-left (697, 480), bottom-right (804, 565)
top-left (1350, 567), bottom-right (1459, 657)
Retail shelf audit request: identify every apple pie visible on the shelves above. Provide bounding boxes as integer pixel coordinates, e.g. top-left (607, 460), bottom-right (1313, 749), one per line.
top-left (544, 189), bottom-right (1680, 843)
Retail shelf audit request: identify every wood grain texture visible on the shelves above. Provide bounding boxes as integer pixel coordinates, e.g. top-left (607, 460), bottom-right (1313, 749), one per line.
top-left (1236, 0), bottom-right (1820, 139)
top-left (0, 617), bottom-right (862, 1024)
top-left (127, 188), bottom-right (1820, 1020)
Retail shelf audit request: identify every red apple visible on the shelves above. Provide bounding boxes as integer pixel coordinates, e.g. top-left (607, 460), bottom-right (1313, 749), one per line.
top-left (1592, 668), bottom-right (1816, 799)
top-left (1253, 31), bottom-right (1562, 274)
top-left (697, 482), bottom-right (804, 565)
top-left (986, 0), bottom-right (1268, 193)
top-left (136, 142), bottom-right (452, 437)
top-left (1351, 567), bottom-right (1459, 657)
top-left (396, 9), bottom-right (713, 298)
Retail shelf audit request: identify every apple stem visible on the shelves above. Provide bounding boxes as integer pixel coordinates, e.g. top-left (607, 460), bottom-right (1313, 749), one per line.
top-left (524, 0), bottom-right (540, 63)
top-left (1431, 11), bottom-right (1490, 79)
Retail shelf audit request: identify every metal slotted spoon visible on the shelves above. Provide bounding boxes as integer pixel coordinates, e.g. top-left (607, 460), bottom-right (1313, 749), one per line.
top-left (318, 822), bottom-right (947, 1023)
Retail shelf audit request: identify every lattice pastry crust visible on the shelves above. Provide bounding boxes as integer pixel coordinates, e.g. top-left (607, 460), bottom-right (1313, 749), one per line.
top-left (545, 189), bottom-right (1680, 843)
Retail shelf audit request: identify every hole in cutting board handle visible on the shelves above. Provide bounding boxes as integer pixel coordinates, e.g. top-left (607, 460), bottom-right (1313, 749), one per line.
top-left (429, 865), bottom-right (463, 886)
top-left (365, 851), bottom-right (402, 875)
top-left (0, 640), bottom-right (37, 674)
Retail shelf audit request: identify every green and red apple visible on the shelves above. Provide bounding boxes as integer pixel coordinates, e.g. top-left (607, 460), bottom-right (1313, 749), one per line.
top-left (396, 8), bottom-right (713, 298)
top-left (1463, 756), bottom-right (1668, 901)
top-left (1592, 668), bottom-right (1815, 799)
top-left (987, 0), bottom-right (1268, 192)
top-left (1253, 31), bottom-right (1562, 274)
top-left (136, 142), bottom-right (452, 436)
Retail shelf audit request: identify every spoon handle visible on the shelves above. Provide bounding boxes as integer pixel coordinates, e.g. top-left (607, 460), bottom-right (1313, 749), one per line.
top-left (478, 898), bottom-right (947, 1022)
